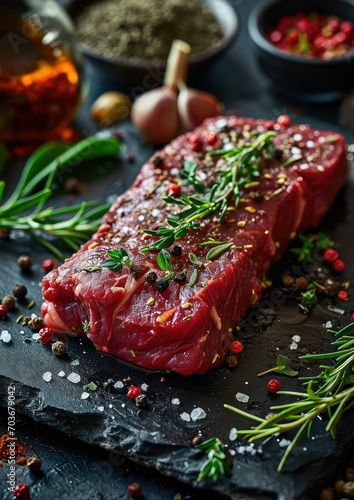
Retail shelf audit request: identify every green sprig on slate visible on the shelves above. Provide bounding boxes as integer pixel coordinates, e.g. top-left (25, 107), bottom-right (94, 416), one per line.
top-left (257, 354), bottom-right (298, 377)
top-left (141, 131), bottom-right (276, 252)
top-left (196, 437), bottom-right (231, 483)
top-left (0, 137), bottom-right (120, 258)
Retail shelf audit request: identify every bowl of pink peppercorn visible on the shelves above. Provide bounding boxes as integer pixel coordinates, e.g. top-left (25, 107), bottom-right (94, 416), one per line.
top-left (248, 0), bottom-right (354, 99)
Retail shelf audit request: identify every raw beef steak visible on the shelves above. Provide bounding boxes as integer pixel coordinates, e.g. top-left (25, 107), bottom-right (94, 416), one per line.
top-left (41, 116), bottom-right (348, 375)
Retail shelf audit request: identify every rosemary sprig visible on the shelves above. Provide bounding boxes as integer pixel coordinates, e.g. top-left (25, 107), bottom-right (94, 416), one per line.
top-left (225, 322), bottom-right (354, 471)
top-left (196, 437), bottom-right (231, 482)
top-left (141, 131), bottom-right (276, 252)
top-left (0, 137), bottom-right (120, 258)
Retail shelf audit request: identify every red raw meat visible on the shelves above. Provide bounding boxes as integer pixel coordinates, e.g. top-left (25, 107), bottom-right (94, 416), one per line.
top-left (41, 117), bottom-right (348, 375)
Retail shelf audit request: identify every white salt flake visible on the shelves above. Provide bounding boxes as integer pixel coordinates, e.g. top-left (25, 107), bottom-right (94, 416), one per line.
top-left (151, 208), bottom-right (161, 217)
top-left (20, 330), bottom-right (24, 335)
top-left (81, 392), bottom-right (90, 400)
top-left (317, 165), bottom-right (325, 172)
top-left (293, 133), bottom-right (303, 141)
top-left (236, 392), bottom-right (249, 403)
top-left (325, 321), bottom-right (333, 328)
top-left (114, 380), bottom-right (124, 389)
top-left (306, 140), bottom-right (315, 148)
top-left (291, 146), bottom-right (301, 155)
top-left (141, 383), bottom-right (148, 391)
top-left (300, 163), bottom-right (309, 170)
top-left (292, 335), bottom-right (301, 343)
top-left (121, 403), bottom-right (125, 408)
top-left (328, 305), bottom-right (345, 315)
top-left (1, 331), bottom-right (11, 343)
top-left (109, 404), bottom-right (113, 409)
top-left (180, 412), bottom-right (191, 422)
top-left (190, 407), bottom-right (206, 422)
top-left (32, 333), bottom-right (40, 341)
top-left (229, 428), bottom-right (238, 441)
top-left (67, 372), bottom-right (81, 384)
top-left (279, 438), bottom-right (291, 448)
top-left (97, 406), bottom-right (104, 412)
top-left (71, 359), bottom-right (79, 366)
top-left (58, 371), bottom-right (65, 377)
top-left (43, 372), bottom-right (52, 382)
top-left (229, 449), bottom-right (236, 456)
top-left (138, 214), bottom-right (144, 222)
top-left (171, 398), bottom-right (180, 405)
top-left (289, 341), bottom-right (298, 350)
top-left (170, 167), bottom-right (180, 176)
top-left (237, 445), bottom-right (246, 454)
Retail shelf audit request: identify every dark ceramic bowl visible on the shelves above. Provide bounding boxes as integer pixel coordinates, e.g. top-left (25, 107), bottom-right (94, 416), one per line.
top-left (248, 0), bottom-right (354, 98)
top-left (66, 0), bottom-right (239, 92)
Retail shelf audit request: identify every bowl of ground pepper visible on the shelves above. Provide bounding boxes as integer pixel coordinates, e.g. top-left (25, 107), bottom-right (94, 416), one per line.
top-left (66, 0), bottom-right (238, 92)
top-left (248, 0), bottom-right (354, 99)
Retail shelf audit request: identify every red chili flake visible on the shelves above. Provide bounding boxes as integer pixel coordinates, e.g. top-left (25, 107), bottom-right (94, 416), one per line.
top-left (0, 304), bottom-right (8, 319)
top-left (276, 115), bottom-right (291, 127)
top-left (350, 313), bottom-right (354, 322)
top-left (127, 482), bottom-right (143, 498)
top-left (39, 327), bottom-right (54, 344)
top-left (41, 259), bottom-right (55, 273)
top-left (206, 132), bottom-right (217, 145)
top-left (323, 248), bottom-right (339, 263)
top-left (166, 183), bottom-right (181, 197)
top-left (338, 290), bottom-right (348, 301)
top-left (333, 259), bottom-right (345, 272)
top-left (189, 134), bottom-right (203, 152)
top-left (14, 483), bottom-right (30, 500)
top-left (127, 385), bottom-right (142, 399)
top-left (230, 340), bottom-right (244, 354)
top-left (125, 153), bottom-right (135, 163)
top-left (264, 120), bottom-right (274, 130)
top-left (267, 379), bottom-right (281, 393)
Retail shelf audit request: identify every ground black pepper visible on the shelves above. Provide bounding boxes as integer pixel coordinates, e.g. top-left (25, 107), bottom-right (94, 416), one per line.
top-left (76, 0), bottom-right (222, 62)
top-left (12, 283), bottom-right (27, 299)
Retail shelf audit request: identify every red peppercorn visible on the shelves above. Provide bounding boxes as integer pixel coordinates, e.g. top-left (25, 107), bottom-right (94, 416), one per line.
top-left (127, 385), bottom-right (142, 399)
top-left (350, 313), bottom-right (354, 322)
top-left (125, 153), bottom-right (135, 163)
top-left (39, 327), bottom-right (54, 344)
top-left (206, 132), bottom-right (217, 145)
top-left (127, 482), bottom-right (143, 498)
top-left (41, 259), bottom-right (55, 273)
top-left (263, 120), bottom-right (274, 130)
top-left (166, 183), bottom-right (181, 197)
top-left (323, 248), bottom-right (339, 263)
top-left (338, 290), bottom-right (348, 301)
top-left (333, 259), bottom-right (345, 272)
top-left (0, 304), bottom-right (8, 319)
top-left (189, 134), bottom-right (203, 152)
top-left (14, 483), bottom-right (30, 500)
top-left (276, 115), bottom-right (291, 127)
top-left (230, 340), bottom-right (244, 354)
top-left (267, 379), bottom-right (281, 393)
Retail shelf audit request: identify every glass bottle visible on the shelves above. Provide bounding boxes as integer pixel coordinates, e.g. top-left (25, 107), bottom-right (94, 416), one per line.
top-left (0, 0), bottom-right (84, 155)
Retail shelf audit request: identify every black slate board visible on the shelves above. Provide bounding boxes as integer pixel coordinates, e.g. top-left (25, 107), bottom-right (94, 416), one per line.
top-left (0, 121), bottom-right (354, 500)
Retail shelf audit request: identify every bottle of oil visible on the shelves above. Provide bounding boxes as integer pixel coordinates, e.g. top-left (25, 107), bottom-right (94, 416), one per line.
top-left (0, 0), bottom-right (83, 155)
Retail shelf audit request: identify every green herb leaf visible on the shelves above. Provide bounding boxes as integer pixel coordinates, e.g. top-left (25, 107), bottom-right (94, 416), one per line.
top-left (196, 438), bottom-right (230, 483)
top-left (206, 242), bottom-right (234, 261)
top-left (83, 266), bottom-right (102, 273)
top-left (83, 382), bottom-right (97, 391)
top-left (82, 320), bottom-right (90, 333)
top-left (257, 354), bottom-right (298, 377)
top-left (189, 268), bottom-right (198, 287)
top-left (189, 252), bottom-right (203, 266)
top-left (157, 249), bottom-right (173, 271)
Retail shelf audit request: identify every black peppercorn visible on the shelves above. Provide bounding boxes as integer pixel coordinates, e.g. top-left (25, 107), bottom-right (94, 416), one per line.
top-left (226, 355), bottom-right (238, 368)
top-left (145, 271), bottom-right (157, 284)
top-left (130, 262), bottom-right (145, 280)
top-left (152, 155), bottom-right (163, 167)
top-left (253, 191), bottom-right (264, 203)
top-left (51, 341), bottom-right (66, 356)
top-left (64, 177), bottom-right (81, 194)
top-left (171, 245), bottom-right (182, 256)
top-left (173, 272), bottom-right (187, 283)
top-left (156, 277), bottom-right (169, 291)
top-left (30, 316), bottom-right (44, 331)
top-left (191, 436), bottom-right (202, 446)
top-left (17, 255), bottom-right (33, 270)
top-left (27, 456), bottom-right (41, 472)
top-left (282, 275), bottom-right (294, 287)
top-left (135, 394), bottom-right (148, 407)
top-left (12, 283), bottom-right (27, 299)
top-left (295, 277), bottom-right (308, 291)
top-left (2, 295), bottom-right (15, 310)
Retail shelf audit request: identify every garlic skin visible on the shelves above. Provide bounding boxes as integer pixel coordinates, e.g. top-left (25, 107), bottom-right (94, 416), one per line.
top-left (131, 86), bottom-right (180, 144)
top-left (177, 85), bottom-right (223, 132)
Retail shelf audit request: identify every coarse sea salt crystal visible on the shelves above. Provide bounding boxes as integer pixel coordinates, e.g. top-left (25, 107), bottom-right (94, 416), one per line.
top-left (81, 392), bottom-right (90, 400)
top-left (32, 333), bottom-right (40, 341)
top-left (279, 438), bottom-right (291, 448)
top-left (289, 341), bottom-right (298, 350)
top-left (229, 450), bottom-right (236, 456)
top-left (97, 406), bottom-right (104, 412)
top-left (43, 372), bottom-right (52, 382)
top-left (236, 392), bottom-right (249, 403)
top-left (141, 383), bottom-right (148, 391)
top-left (325, 321), bottom-right (333, 328)
top-left (229, 428), bottom-right (238, 441)
top-left (67, 372), bottom-right (81, 384)
top-left (180, 412), bottom-right (191, 422)
top-left (152, 208), bottom-right (161, 217)
top-left (114, 380), bottom-right (124, 389)
top-left (292, 335), bottom-right (301, 343)
top-left (1, 331), bottom-right (11, 343)
top-left (58, 371), bottom-right (65, 377)
top-left (190, 407), bottom-right (206, 422)
top-left (171, 398), bottom-right (180, 405)
top-left (71, 359), bottom-right (79, 366)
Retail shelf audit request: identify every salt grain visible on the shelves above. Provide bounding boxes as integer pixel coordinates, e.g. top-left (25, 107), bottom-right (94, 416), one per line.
top-left (141, 383), bottom-right (148, 391)
top-left (81, 392), bottom-right (90, 400)
top-left (32, 333), bottom-right (40, 341)
top-left (190, 407), bottom-right (206, 422)
top-left (325, 321), bottom-right (333, 328)
top-left (180, 412), bottom-right (191, 422)
top-left (292, 335), bottom-right (301, 343)
top-left (71, 359), bottom-right (79, 366)
top-left (171, 398), bottom-right (180, 405)
top-left (58, 371), bottom-right (65, 377)
top-left (229, 428), bottom-right (238, 441)
top-left (67, 372), bottom-right (81, 384)
top-left (289, 341), bottom-right (298, 350)
top-left (0, 331), bottom-right (11, 343)
top-left (114, 380), bottom-right (124, 389)
top-left (279, 438), bottom-right (291, 448)
top-left (236, 392), bottom-right (249, 403)
top-left (97, 406), bottom-right (104, 412)
top-left (43, 372), bottom-right (52, 382)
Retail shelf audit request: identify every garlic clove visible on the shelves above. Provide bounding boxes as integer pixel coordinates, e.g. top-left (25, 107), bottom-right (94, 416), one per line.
top-left (131, 86), bottom-right (180, 144)
top-left (91, 92), bottom-right (131, 128)
top-left (177, 85), bottom-right (223, 132)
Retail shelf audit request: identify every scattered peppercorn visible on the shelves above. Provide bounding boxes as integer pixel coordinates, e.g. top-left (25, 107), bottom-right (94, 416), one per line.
top-left (27, 456), bottom-right (41, 472)
top-left (51, 340), bottom-right (66, 356)
top-left (325, 278), bottom-right (341, 296)
top-left (155, 277), bottom-right (169, 291)
top-left (152, 155), bottom-right (163, 167)
top-left (13, 483), bottom-right (30, 500)
top-left (2, 295), bottom-right (15, 310)
top-left (17, 255), bottom-right (33, 270)
top-left (191, 436), bottom-right (202, 446)
top-left (12, 283), bottom-right (28, 299)
top-left (64, 177), bottom-right (81, 194)
top-left (41, 259), bottom-right (55, 273)
top-left (127, 385), bottom-right (142, 399)
top-left (294, 276), bottom-right (308, 291)
top-left (30, 316), bottom-right (44, 331)
top-left (173, 272), bottom-right (187, 283)
top-left (135, 394), bottom-right (148, 407)
top-left (0, 305), bottom-right (8, 319)
top-left (282, 275), bottom-right (294, 287)
top-left (323, 248), bottom-right (339, 263)
top-left (171, 245), bottom-right (182, 257)
top-left (206, 131), bottom-right (217, 145)
top-left (166, 183), bottom-right (181, 197)
top-left (333, 259), bottom-right (345, 272)
top-left (39, 327), bottom-right (54, 345)
top-left (267, 379), bottom-right (281, 393)
top-left (145, 271), bottom-right (157, 283)
top-left (130, 262), bottom-right (145, 280)
top-left (225, 355), bottom-right (238, 368)
top-left (230, 340), bottom-right (244, 354)
top-left (127, 482), bottom-right (143, 498)
top-left (189, 134), bottom-right (203, 152)
top-left (276, 115), bottom-right (291, 127)
top-left (338, 290), bottom-right (348, 301)
top-left (253, 191), bottom-right (264, 203)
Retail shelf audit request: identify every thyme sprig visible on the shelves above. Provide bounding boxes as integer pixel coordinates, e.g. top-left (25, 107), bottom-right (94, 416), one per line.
top-left (225, 322), bottom-right (354, 471)
top-left (141, 131), bottom-right (276, 252)
top-left (196, 437), bottom-right (231, 482)
top-left (0, 137), bottom-right (120, 258)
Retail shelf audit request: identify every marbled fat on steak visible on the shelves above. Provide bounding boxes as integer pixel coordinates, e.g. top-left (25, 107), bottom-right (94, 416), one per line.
top-left (41, 117), bottom-right (348, 375)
